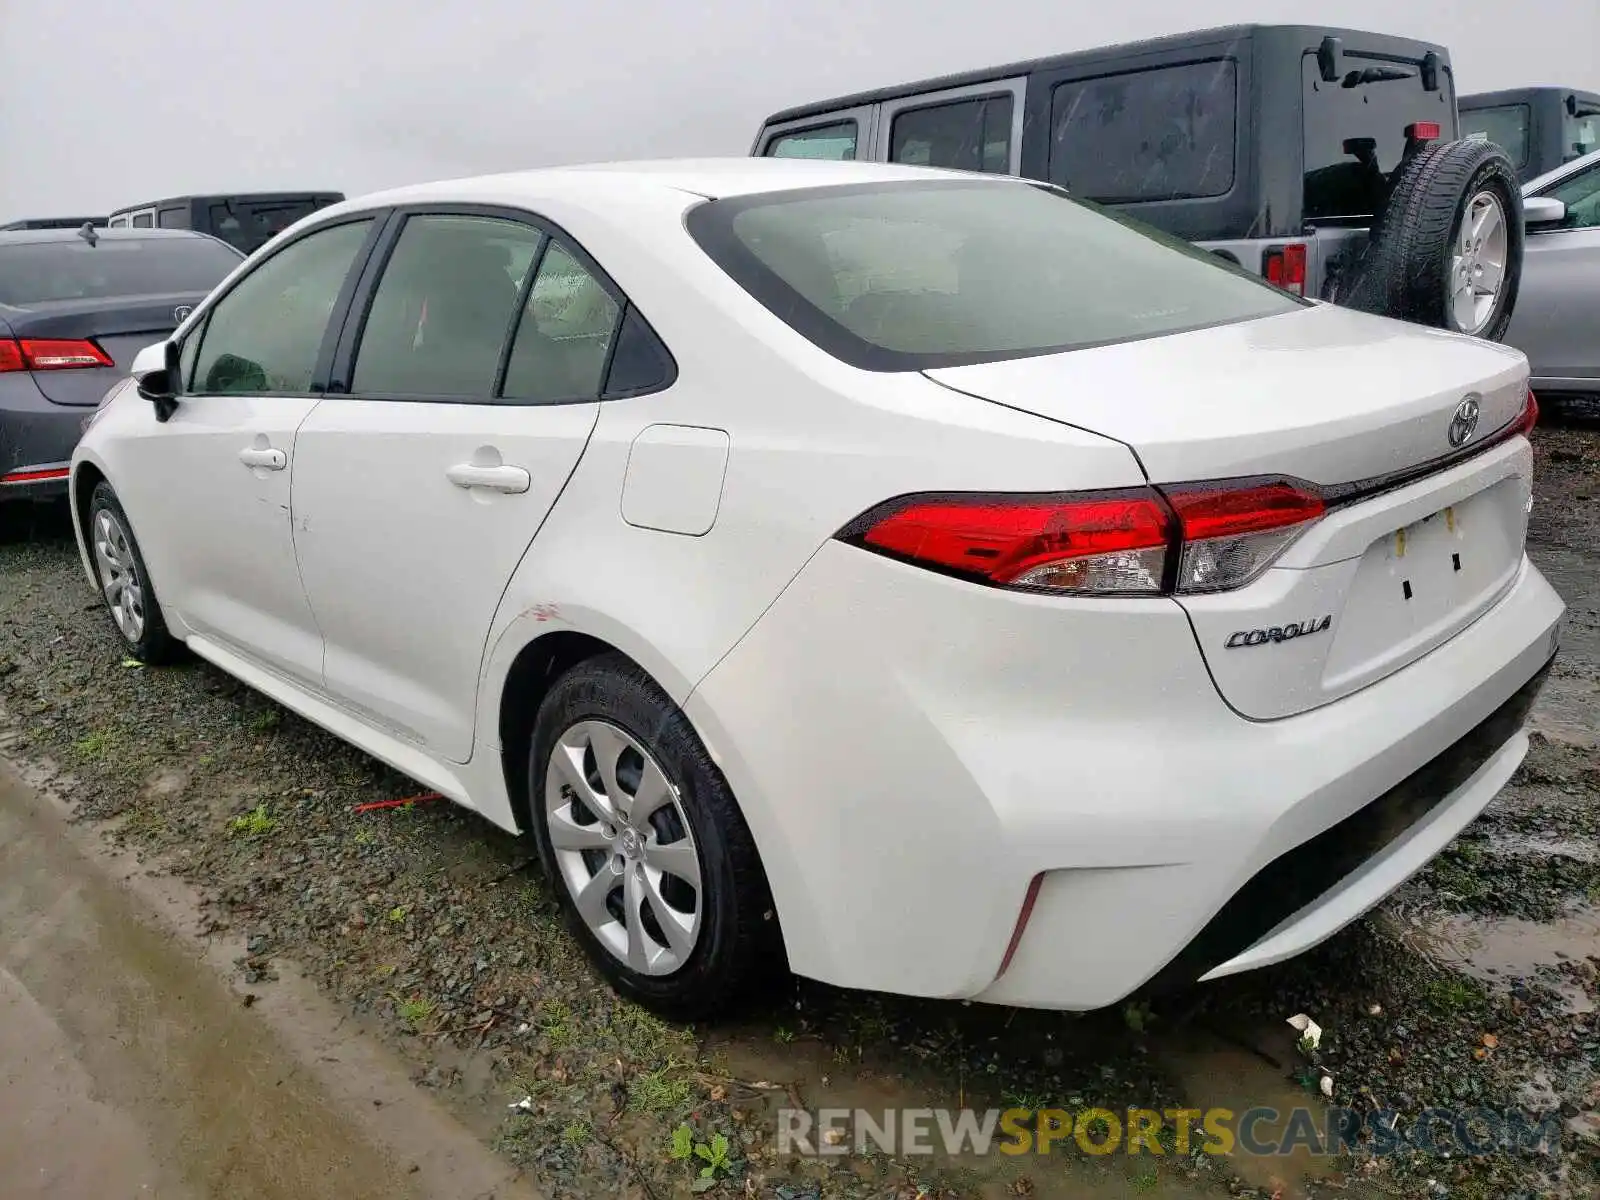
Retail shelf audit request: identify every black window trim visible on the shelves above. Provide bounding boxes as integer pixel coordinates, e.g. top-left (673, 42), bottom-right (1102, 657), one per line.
top-left (683, 176), bottom-right (1306, 373)
top-left (761, 118), bottom-right (862, 159)
top-left (325, 201), bottom-right (677, 407)
top-left (180, 212), bottom-right (387, 399)
top-left (888, 90), bottom-right (1016, 173)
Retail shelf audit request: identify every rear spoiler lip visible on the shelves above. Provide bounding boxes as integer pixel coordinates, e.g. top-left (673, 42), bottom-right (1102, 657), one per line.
top-left (1320, 397), bottom-right (1537, 510)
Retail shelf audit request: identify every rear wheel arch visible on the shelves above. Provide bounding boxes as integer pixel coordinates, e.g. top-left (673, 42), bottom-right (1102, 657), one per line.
top-left (498, 630), bottom-right (616, 834)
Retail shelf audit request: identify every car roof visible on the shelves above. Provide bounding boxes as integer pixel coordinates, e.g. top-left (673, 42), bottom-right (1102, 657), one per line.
top-left (758, 24), bottom-right (1450, 127)
top-left (0, 226), bottom-right (224, 247)
top-left (331, 157), bottom-right (1013, 213)
top-left (1461, 86), bottom-right (1600, 109)
top-left (107, 191), bottom-right (344, 214)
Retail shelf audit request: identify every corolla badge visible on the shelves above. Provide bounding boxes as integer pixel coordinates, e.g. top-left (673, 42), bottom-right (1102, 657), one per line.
top-left (1448, 395), bottom-right (1481, 448)
top-left (173, 305), bottom-right (194, 323)
top-left (1225, 615), bottom-right (1332, 649)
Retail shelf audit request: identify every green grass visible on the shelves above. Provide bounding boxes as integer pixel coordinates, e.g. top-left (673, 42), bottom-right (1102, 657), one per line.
top-left (74, 729), bottom-right (113, 758)
top-left (246, 708), bottom-right (282, 734)
top-left (228, 803), bottom-right (275, 837)
top-left (396, 995), bottom-right (436, 1027)
top-left (631, 1060), bottom-right (694, 1115)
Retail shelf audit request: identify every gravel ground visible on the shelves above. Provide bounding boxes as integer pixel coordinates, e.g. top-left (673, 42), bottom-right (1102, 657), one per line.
top-left (1, 426), bottom-right (1596, 1200)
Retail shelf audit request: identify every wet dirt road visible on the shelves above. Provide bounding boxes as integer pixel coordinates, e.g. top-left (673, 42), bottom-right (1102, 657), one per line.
top-left (0, 758), bottom-right (536, 1200)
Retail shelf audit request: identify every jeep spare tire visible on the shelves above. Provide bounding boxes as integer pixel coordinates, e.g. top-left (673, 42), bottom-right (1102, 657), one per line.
top-left (1339, 139), bottom-right (1524, 342)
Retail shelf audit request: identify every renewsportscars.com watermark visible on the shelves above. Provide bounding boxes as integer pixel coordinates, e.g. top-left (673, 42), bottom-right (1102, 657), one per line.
top-left (777, 1106), bottom-right (1565, 1158)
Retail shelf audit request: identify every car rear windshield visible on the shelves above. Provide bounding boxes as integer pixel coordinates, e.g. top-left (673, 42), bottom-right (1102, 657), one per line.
top-left (0, 237), bottom-right (243, 306)
top-left (1302, 52), bottom-right (1455, 221)
top-left (685, 179), bottom-right (1303, 371)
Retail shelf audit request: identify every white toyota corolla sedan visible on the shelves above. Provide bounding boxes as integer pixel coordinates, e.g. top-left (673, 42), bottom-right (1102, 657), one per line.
top-left (69, 158), bottom-right (1564, 1018)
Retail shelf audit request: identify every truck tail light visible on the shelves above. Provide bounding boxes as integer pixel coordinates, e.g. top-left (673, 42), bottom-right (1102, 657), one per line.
top-left (1263, 243), bottom-right (1308, 297)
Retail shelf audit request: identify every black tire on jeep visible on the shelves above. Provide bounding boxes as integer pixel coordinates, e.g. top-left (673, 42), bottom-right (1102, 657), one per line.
top-left (1338, 139), bottom-right (1524, 342)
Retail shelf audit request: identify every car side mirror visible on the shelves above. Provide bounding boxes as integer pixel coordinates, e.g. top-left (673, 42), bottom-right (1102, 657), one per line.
top-left (131, 340), bottom-right (181, 421)
top-left (1523, 196), bottom-right (1568, 230)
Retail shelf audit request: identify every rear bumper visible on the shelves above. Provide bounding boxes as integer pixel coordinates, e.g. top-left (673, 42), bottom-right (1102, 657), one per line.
top-left (1, 374), bottom-right (93, 499)
top-left (688, 541), bottom-right (1565, 1008)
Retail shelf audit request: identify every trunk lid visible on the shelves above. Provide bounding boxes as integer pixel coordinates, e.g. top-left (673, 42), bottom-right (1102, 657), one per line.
top-left (3, 292), bottom-right (205, 406)
top-left (925, 304), bottom-right (1535, 718)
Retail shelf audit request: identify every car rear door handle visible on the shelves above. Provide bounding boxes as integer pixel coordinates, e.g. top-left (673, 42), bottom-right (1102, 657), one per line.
top-left (238, 446), bottom-right (287, 470)
top-left (445, 462), bottom-right (531, 494)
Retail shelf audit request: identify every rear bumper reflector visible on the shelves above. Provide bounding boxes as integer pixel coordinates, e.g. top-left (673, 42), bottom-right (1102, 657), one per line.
top-left (994, 873), bottom-right (1045, 981)
top-left (1, 464), bottom-right (71, 485)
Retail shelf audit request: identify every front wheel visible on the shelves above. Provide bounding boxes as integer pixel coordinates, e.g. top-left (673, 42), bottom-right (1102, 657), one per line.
top-left (86, 482), bottom-right (182, 664)
top-left (527, 653), bottom-right (783, 1019)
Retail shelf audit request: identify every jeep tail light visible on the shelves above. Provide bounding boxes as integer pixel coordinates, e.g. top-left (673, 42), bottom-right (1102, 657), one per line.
top-left (0, 337), bottom-right (114, 372)
top-left (1163, 479), bottom-right (1326, 594)
top-left (1406, 121), bottom-right (1442, 142)
top-left (837, 477), bottom-right (1326, 597)
top-left (1263, 244), bottom-right (1307, 297)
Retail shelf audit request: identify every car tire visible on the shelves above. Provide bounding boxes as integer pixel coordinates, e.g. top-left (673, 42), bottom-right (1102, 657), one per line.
top-left (1339, 139), bottom-right (1524, 342)
top-left (86, 482), bottom-right (182, 664)
top-left (527, 652), bottom-right (784, 1020)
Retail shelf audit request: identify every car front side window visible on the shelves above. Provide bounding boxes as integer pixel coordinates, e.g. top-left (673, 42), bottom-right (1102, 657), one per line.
top-left (190, 218), bottom-right (373, 394)
top-left (349, 213), bottom-right (544, 400)
top-left (1544, 161), bottom-right (1600, 230)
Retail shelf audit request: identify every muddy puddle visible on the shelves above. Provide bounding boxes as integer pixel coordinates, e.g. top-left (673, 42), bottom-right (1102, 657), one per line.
top-left (1390, 903), bottom-right (1600, 1014)
top-left (0, 755), bottom-right (534, 1200)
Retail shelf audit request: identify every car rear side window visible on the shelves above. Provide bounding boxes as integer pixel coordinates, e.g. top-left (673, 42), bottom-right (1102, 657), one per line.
top-left (131, 213), bottom-right (153, 228)
top-left (501, 241), bottom-right (621, 403)
top-left (687, 179), bottom-right (1301, 372)
top-left (1048, 61), bottom-right (1237, 203)
top-left (191, 219), bottom-right (372, 394)
top-left (350, 214), bottom-right (543, 399)
top-left (765, 121), bottom-right (858, 160)
top-left (1301, 53), bottom-right (1454, 221)
top-left (1460, 105), bottom-right (1530, 169)
top-left (890, 94), bottom-right (1012, 174)
top-left (0, 237), bottom-right (243, 306)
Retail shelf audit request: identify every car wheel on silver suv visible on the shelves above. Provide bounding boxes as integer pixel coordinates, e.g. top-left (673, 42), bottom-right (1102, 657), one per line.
top-left (527, 652), bottom-right (784, 1019)
top-left (86, 482), bottom-right (181, 664)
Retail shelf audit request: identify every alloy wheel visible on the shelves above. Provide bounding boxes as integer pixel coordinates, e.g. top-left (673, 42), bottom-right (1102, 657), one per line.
top-left (543, 719), bottom-right (703, 975)
top-left (92, 507), bottom-right (145, 644)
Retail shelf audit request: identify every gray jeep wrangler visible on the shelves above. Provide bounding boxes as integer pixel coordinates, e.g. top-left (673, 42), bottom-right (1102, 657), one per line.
top-left (752, 24), bottom-right (1525, 342)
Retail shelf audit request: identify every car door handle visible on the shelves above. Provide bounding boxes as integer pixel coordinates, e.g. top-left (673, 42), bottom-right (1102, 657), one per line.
top-left (238, 446), bottom-right (287, 470)
top-left (445, 463), bottom-right (531, 494)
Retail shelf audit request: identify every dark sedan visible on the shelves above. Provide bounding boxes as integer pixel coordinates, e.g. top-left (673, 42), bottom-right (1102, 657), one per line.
top-left (1, 226), bottom-right (243, 516)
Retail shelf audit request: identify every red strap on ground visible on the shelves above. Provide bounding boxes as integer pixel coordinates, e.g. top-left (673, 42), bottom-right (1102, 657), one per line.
top-left (351, 792), bottom-right (444, 814)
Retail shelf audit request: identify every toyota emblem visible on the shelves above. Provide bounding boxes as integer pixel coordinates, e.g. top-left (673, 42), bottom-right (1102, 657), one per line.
top-left (173, 305), bottom-right (194, 323)
top-left (1448, 396), bottom-right (1481, 448)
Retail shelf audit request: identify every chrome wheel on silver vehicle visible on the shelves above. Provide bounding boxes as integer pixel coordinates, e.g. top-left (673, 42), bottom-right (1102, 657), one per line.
top-left (543, 719), bottom-right (703, 976)
top-left (1451, 190), bottom-right (1508, 335)
top-left (92, 507), bottom-right (145, 643)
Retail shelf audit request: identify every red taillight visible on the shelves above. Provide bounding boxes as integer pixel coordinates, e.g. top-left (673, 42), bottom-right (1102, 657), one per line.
top-left (0, 337), bottom-right (114, 371)
top-left (1164, 480), bottom-right (1326, 594)
top-left (844, 488), bottom-right (1173, 595)
top-left (1406, 121), bottom-right (1442, 142)
top-left (1263, 243), bottom-right (1308, 297)
top-left (839, 477), bottom-right (1326, 596)
top-left (16, 338), bottom-right (114, 370)
top-left (1511, 388), bottom-right (1539, 437)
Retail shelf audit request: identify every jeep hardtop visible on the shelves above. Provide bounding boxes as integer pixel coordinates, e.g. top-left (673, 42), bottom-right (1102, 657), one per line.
top-left (753, 24), bottom-right (1527, 342)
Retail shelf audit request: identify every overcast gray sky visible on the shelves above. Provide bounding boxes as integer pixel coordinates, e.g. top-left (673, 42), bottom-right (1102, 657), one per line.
top-left (3, 0), bottom-right (1596, 221)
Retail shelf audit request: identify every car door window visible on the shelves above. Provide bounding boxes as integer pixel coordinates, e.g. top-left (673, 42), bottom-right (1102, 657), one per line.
top-left (350, 214), bottom-right (543, 399)
top-left (765, 121), bottom-right (858, 160)
top-left (1545, 162), bottom-right (1600, 229)
top-left (500, 241), bottom-right (621, 404)
top-left (131, 213), bottom-right (153, 228)
top-left (191, 218), bottom-right (372, 394)
top-left (890, 95), bottom-right (1013, 174)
